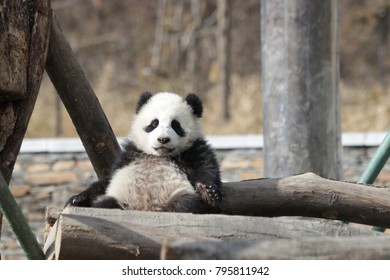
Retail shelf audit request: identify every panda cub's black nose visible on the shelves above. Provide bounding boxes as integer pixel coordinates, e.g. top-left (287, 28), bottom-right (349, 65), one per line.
top-left (158, 137), bottom-right (171, 144)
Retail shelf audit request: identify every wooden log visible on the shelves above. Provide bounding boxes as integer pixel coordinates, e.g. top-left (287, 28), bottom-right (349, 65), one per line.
top-left (0, 0), bottom-right (51, 183)
top-left (162, 236), bottom-right (390, 260)
top-left (45, 15), bottom-right (120, 178)
top-left (44, 206), bottom-right (380, 260)
top-left (0, 0), bottom-right (51, 245)
top-left (220, 172), bottom-right (390, 228)
top-left (46, 173), bottom-right (390, 229)
top-left (0, 1), bottom-right (29, 100)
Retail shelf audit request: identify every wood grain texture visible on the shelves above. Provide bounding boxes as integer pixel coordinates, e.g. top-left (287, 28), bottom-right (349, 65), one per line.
top-left (220, 173), bottom-right (390, 228)
top-left (0, 1), bottom-right (29, 100)
top-left (0, 0), bottom-right (51, 255)
top-left (44, 205), bottom-right (380, 260)
top-left (162, 235), bottom-right (390, 260)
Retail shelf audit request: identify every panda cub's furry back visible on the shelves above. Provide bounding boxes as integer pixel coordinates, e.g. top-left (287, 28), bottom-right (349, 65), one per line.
top-left (67, 92), bottom-right (221, 213)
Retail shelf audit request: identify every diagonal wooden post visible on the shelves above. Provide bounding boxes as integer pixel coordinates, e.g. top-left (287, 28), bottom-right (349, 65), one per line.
top-left (45, 15), bottom-right (121, 179)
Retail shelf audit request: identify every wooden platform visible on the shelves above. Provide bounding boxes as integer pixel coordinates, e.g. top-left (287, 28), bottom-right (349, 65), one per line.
top-left (43, 173), bottom-right (390, 260)
top-left (44, 206), bottom-right (383, 260)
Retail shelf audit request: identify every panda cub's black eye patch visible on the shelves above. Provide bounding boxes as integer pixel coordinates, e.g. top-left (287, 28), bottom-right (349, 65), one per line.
top-left (171, 119), bottom-right (186, 137)
top-left (144, 119), bottom-right (159, 133)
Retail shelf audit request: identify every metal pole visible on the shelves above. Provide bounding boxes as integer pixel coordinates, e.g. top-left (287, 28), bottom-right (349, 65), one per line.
top-left (358, 131), bottom-right (390, 185)
top-left (358, 130), bottom-right (390, 232)
top-left (261, 0), bottom-right (342, 179)
top-left (0, 173), bottom-right (45, 260)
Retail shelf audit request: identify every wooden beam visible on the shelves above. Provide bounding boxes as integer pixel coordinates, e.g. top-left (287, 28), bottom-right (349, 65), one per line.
top-left (44, 206), bottom-right (380, 260)
top-left (45, 15), bottom-right (120, 178)
top-left (162, 235), bottom-right (390, 260)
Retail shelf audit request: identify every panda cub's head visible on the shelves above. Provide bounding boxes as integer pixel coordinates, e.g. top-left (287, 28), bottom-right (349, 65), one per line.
top-left (129, 92), bottom-right (204, 156)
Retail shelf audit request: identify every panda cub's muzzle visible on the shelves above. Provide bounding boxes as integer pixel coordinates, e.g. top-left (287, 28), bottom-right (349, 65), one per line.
top-left (158, 137), bottom-right (171, 144)
top-left (154, 137), bottom-right (175, 155)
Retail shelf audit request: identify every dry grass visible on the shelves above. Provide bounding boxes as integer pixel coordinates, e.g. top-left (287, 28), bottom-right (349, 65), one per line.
top-left (26, 71), bottom-right (389, 138)
top-left (202, 75), bottom-right (263, 135)
top-left (340, 81), bottom-right (390, 132)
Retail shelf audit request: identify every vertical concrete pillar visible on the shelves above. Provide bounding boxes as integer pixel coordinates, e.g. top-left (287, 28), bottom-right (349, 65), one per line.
top-left (261, 0), bottom-right (342, 179)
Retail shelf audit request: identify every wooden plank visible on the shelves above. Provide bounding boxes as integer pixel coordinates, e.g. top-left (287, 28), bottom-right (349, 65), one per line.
top-left (162, 236), bottom-right (390, 260)
top-left (45, 15), bottom-right (120, 178)
top-left (44, 206), bottom-right (380, 260)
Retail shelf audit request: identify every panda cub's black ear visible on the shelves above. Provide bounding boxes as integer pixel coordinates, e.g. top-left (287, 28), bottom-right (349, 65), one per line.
top-left (185, 93), bottom-right (203, 118)
top-left (136, 92), bottom-right (153, 114)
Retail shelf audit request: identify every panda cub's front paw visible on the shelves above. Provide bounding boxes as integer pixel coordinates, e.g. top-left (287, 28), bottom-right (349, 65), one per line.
top-left (64, 192), bottom-right (92, 207)
top-left (195, 182), bottom-right (221, 207)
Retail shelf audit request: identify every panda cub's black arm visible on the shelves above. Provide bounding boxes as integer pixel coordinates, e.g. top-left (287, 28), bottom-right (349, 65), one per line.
top-left (65, 141), bottom-right (141, 207)
top-left (65, 177), bottom-right (110, 207)
top-left (180, 138), bottom-right (222, 207)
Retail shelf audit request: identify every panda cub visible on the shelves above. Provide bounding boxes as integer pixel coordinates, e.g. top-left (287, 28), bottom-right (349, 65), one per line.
top-left (67, 92), bottom-right (222, 213)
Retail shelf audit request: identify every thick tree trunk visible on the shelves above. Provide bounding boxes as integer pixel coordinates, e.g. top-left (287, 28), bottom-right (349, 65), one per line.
top-left (0, 0), bottom-right (51, 250)
top-left (0, 1), bottom-right (28, 100)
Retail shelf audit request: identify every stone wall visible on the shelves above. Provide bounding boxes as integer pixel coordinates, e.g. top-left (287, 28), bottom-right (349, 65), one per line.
top-left (1, 147), bottom-right (389, 259)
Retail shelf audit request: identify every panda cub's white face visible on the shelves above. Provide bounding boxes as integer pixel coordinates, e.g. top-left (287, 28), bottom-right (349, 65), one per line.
top-left (130, 92), bottom-right (203, 156)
